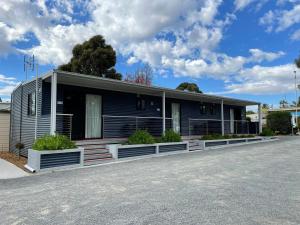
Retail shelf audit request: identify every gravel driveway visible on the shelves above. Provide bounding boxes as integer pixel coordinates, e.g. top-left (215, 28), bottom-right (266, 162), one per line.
top-left (0, 137), bottom-right (299, 225)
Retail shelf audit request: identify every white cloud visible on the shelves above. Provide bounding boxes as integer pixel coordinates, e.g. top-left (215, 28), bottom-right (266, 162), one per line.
top-left (0, 74), bottom-right (19, 97)
top-left (248, 49), bottom-right (285, 63)
top-left (221, 64), bottom-right (296, 95)
top-left (234, 0), bottom-right (256, 10)
top-left (291, 29), bottom-right (300, 40)
top-left (260, 4), bottom-right (300, 32)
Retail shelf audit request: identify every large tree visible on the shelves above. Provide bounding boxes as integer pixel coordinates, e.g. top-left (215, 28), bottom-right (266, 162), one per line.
top-left (176, 82), bottom-right (202, 93)
top-left (58, 35), bottom-right (122, 80)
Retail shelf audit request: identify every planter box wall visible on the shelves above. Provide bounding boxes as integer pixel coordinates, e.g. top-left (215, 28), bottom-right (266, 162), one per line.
top-left (25, 148), bottom-right (84, 172)
top-left (108, 142), bottom-right (189, 159)
top-left (195, 137), bottom-right (275, 150)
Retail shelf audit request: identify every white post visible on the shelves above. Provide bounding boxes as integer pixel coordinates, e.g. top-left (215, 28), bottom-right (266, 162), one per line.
top-left (50, 72), bottom-right (57, 135)
top-left (162, 91), bottom-right (166, 134)
top-left (258, 103), bottom-right (262, 134)
top-left (221, 99), bottom-right (224, 136)
top-left (34, 64), bottom-right (39, 140)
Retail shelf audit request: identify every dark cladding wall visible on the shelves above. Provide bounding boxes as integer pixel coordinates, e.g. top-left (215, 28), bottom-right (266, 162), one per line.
top-left (41, 83), bottom-right (246, 139)
top-left (10, 79), bottom-right (51, 156)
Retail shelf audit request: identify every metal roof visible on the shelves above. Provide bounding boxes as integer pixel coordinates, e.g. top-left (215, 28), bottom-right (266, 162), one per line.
top-left (41, 70), bottom-right (260, 106)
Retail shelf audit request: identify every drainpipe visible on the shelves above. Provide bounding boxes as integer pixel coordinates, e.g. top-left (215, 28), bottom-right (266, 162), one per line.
top-left (258, 103), bottom-right (262, 134)
top-left (50, 71), bottom-right (57, 135)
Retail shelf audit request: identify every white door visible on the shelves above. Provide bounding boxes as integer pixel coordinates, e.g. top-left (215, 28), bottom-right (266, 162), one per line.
top-left (85, 94), bottom-right (102, 138)
top-left (172, 103), bottom-right (180, 133)
top-left (230, 109), bottom-right (235, 134)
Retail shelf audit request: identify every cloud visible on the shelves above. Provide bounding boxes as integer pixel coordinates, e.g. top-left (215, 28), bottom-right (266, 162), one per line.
top-left (0, 74), bottom-right (19, 97)
top-left (221, 64), bottom-right (296, 95)
top-left (234, 0), bottom-right (269, 11)
top-left (260, 4), bottom-right (300, 32)
top-left (291, 29), bottom-right (300, 40)
top-left (248, 49), bottom-right (285, 63)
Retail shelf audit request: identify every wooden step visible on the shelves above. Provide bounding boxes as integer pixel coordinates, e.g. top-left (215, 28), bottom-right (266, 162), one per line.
top-left (84, 149), bottom-right (109, 155)
top-left (84, 157), bottom-right (113, 166)
top-left (84, 153), bottom-right (112, 160)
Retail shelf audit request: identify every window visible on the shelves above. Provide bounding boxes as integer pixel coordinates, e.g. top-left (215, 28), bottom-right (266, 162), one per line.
top-left (28, 92), bottom-right (36, 116)
top-left (209, 105), bottom-right (216, 115)
top-left (200, 104), bottom-right (207, 115)
top-left (136, 97), bottom-right (146, 111)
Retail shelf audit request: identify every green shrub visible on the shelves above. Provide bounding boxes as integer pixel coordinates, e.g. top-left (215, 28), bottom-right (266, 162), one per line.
top-left (201, 134), bottom-right (255, 140)
top-left (267, 111), bottom-right (292, 134)
top-left (161, 129), bottom-right (182, 143)
top-left (260, 127), bottom-right (274, 136)
top-left (201, 133), bottom-right (223, 140)
top-left (32, 134), bottom-right (76, 150)
top-left (127, 130), bottom-right (155, 145)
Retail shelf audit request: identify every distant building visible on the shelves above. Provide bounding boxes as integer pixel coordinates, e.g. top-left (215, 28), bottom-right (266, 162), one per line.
top-left (0, 102), bottom-right (10, 151)
top-left (247, 113), bottom-right (267, 126)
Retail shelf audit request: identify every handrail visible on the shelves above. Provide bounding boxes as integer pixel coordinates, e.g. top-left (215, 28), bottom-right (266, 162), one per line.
top-left (57, 113), bottom-right (74, 116)
top-left (102, 115), bottom-right (172, 120)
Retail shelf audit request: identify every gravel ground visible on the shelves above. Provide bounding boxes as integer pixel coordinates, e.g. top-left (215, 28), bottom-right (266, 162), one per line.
top-left (0, 136), bottom-right (299, 225)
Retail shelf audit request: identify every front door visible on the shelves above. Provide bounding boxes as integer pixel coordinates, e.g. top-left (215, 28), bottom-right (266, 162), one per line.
top-left (230, 108), bottom-right (235, 134)
top-left (85, 94), bottom-right (102, 138)
top-left (172, 103), bottom-right (180, 133)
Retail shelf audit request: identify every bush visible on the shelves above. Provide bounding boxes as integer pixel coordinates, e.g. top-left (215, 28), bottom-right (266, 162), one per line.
top-left (127, 130), bottom-right (155, 145)
top-left (267, 111), bottom-right (292, 134)
top-left (32, 134), bottom-right (76, 150)
top-left (160, 129), bottom-right (182, 143)
top-left (260, 127), bottom-right (274, 136)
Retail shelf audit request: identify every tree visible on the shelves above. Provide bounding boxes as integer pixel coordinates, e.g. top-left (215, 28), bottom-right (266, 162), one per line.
top-left (295, 55), bottom-right (300, 69)
top-left (124, 64), bottom-right (153, 86)
top-left (176, 82), bottom-right (202, 93)
top-left (267, 111), bottom-right (292, 134)
top-left (279, 99), bottom-right (289, 108)
top-left (246, 110), bottom-right (255, 115)
top-left (58, 35), bottom-right (122, 80)
top-left (0, 97), bottom-right (2, 102)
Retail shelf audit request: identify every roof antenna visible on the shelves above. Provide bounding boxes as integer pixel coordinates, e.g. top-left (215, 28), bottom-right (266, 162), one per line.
top-left (24, 55), bottom-right (35, 81)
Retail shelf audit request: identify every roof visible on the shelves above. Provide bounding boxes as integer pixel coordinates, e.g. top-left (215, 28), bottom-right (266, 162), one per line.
top-left (41, 70), bottom-right (259, 106)
top-left (268, 107), bottom-right (300, 112)
top-left (0, 102), bottom-right (10, 112)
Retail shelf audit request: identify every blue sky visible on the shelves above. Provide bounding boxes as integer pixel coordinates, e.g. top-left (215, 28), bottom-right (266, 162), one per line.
top-left (1, 0), bottom-right (300, 109)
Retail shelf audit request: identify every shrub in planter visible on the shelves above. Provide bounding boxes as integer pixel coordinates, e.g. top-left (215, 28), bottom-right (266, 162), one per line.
top-left (127, 130), bottom-right (155, 145)
top-left (267, 112), bottom-right (292, 134)
top-left (160, 129), bottom-right (182, 143)
top-left (32, 134), bottom-right (76, 150)
top-left (260, 127), bottom-right (274, 136)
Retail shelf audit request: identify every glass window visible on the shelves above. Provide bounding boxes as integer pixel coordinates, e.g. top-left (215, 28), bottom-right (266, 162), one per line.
top-left (200, 104), bottom-right (207, 115)
top-left (28, 92), bottom-right (36, 116)
top-left (136, 98), bottom-right (146, 111)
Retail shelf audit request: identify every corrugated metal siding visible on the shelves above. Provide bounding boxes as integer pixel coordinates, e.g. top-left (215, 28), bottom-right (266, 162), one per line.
top-left (118, 146), bottom-right (156, 158)
top-left (10, 78), bottom-right (49, 156)
top-left (40, 152), bottom-right (80, 169)
top-left (0, 112), bottom-right (10, 151)
top-left (159, 143), bottom-right (187, 153)
top-left (9, 85), bottom-right (22, 154)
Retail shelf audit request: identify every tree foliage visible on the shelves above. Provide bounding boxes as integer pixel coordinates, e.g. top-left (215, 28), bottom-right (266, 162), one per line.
top-left (295, 55), bottom-right (300, 69)
top-left (124, 64), bottom-right (153, 86)
top-left (176, 82), bottom-right (202, 93)
top-left (267, 111), bottom-right (292, 134)
top-left (58, 35), bottom-right (122, 80)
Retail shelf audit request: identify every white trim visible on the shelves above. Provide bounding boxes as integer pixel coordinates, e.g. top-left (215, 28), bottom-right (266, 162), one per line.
top-left (162, 91), bottom-right (166, 134)
top-left (258, 104), bottom-right (262, 133)
top-left (50, 72), bottom-right (57, 135)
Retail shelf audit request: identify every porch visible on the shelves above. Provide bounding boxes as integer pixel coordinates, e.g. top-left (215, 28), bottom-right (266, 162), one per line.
top-left (45, 71), bottom-right (262, 140)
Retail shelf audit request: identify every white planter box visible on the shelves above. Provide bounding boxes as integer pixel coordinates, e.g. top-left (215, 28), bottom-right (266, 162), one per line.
top-left (196, 137), bottom-right (277, 150)
top-left (25, 148), bottom-right (84, 172)
top-left (108, 142), bottom-right (189, 159)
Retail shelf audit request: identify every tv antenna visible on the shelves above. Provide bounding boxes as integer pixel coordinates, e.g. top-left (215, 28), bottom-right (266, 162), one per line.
top-left (24, 55), bottom-right (35, 81)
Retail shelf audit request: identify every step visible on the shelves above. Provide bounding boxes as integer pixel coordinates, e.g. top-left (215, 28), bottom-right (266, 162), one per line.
top-left (81, 145), bottom-right (108, 150)
top-left (84, 149), bottom-right (109, 155)
top-left (84, 158), bottom-right (113, 166)
top-left (76, 139), bottom-right (125, 146)
top-left (84, 153), bottom-right (112, 160)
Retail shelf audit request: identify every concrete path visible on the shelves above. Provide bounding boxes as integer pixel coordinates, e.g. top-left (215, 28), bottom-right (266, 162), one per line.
top-left (0, 159), bottom-right (28, 179)
top-left (0, 136), bottom-right (299, 225)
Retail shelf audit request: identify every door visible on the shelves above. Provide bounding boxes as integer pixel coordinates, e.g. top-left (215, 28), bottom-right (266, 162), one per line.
top-left (85, 94), bottom-right (102, 138)
top-left (172, 103), bottom-right (180, 133)
top-left (230, 108), bottom-right (235, 134)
